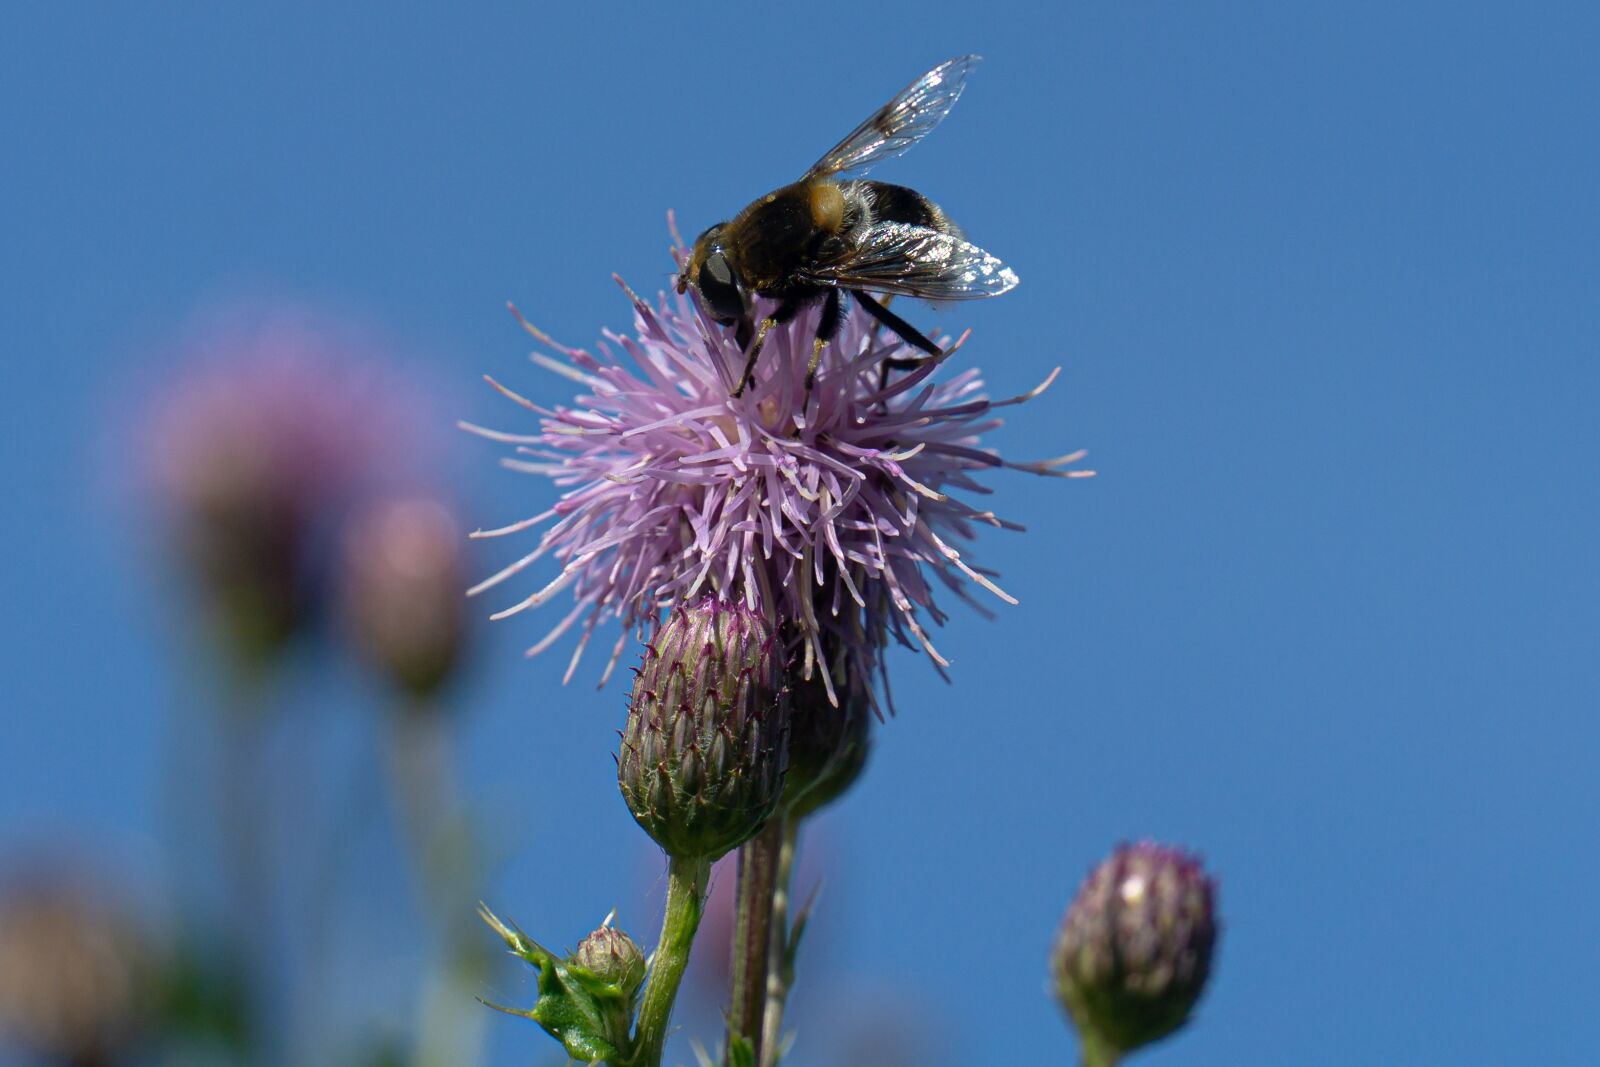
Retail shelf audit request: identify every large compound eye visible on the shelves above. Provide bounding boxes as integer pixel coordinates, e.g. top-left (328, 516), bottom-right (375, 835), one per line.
top-left (696, 250), bottom-right (746, 323)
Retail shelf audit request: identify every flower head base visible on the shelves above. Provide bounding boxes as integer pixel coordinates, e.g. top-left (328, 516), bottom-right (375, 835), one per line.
top-left (1052, 842), bottom-right (1219, 1057)
top-left (617, 597), bottom-right (790, 861)
top-left (466, 249), bottom-right (1090, 709)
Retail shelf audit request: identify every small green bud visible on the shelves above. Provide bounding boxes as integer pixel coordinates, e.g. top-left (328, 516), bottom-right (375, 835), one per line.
top-left (1052, 842), bottom-right (1219, 1059)
top-left (782, 667), bottom-right (871, 818)
top-left (479, 908), bottom-right (641, 1064)
top-left (617, 597), bottom-right (790, 861)
top-left (571, 924), bottom-right (645, 1000)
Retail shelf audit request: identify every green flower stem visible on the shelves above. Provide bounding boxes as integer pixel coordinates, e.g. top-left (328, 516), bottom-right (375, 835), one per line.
top-left (1080, 1030), bottom-right (1122, 1067)
top-left (727, 817), bottom-right (784, 1061)
top-left (218, 671), bottom-right (273, 1067)
top-left (758, 818), bottom-right (802, 1067)
top-left (631, 855), bottom-right (711, 1067)
top-left (385, 700), bottom-right (490, 1067)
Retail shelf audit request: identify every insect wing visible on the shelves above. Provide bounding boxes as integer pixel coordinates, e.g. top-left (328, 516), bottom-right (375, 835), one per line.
top-left (805, 222), bottom-right (1019, 300)
top-left (804, 55), bottom-right (981, 180)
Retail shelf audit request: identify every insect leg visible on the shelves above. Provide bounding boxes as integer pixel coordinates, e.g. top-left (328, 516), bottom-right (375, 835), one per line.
top-left (804, 288), bottom-right (844, 401)
top-left (854, 291), bottom-right (940, 356)
top-left (853, 290), bottom-right (941, 392)
top-left (732, 298), bottom-right (803, 397)
top-left (864, 293), bottom-right (896, 349)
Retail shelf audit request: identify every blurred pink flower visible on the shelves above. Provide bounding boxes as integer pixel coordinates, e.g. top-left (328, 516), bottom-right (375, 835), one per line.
top-left (146, 314), bottom-right (418, 520)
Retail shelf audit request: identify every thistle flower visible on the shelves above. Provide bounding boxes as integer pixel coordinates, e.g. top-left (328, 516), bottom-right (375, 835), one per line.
top-left (339, 494), bottom-right (470, 698)
top-left (1052, 842), bottom-right (1219, 1062)
top-left (617, 597), bottom-right (789, 861)
top-left (464, 244), bottom-right (1090, 709)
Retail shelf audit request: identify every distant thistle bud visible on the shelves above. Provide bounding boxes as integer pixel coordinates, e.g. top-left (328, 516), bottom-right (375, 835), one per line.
top-left (0, 875), bottom-right (150, 1066)
top-left (617, 597), bottom-right (790, 861)
top-left (1052, 842), bottom-right (1218, 1061)
top-left (572, 923), bottom-right (646, 999)
top-left (340, 495), bottom-right (469, 699)
top-left (782, 666), bottom-right (872, 819)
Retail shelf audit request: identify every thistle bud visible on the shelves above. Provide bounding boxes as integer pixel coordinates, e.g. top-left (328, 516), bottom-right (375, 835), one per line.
top-left (782, 667), bottom-right (871, 819)
top-left (1052, 842), bottom-right (1218, 1060)
top-left (617, 597), bottom-right (790, 861)
top-left (572, 924), bottom-right (646, 999)
top-left (479, 907), bottom-right (640, 1064)
top-left (339, 495), bottom-right (468, 699)
top-left (0, 875), bottom-right (150, 1066)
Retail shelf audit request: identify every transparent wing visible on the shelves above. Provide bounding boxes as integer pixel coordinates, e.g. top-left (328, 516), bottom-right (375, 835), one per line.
top-left (804, 55), bottom-right (981, 180)
top-left (803, 222), bottom-right (1019, 300)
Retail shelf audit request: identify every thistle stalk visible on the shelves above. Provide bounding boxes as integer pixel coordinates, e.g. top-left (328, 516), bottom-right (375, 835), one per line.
top-left (758, 818), bottom-right (802, 1067)
top-left (1080, 1030), bottom-right (1122, 1067)
top-left (383, 699), bottom-right (488, 1067)
top-left (218, 675), bottom-right (272, 1067)
top-left (630, 856), bottom-right (710, 1067)
top-left (727, 817), bottom-right (783, 1060)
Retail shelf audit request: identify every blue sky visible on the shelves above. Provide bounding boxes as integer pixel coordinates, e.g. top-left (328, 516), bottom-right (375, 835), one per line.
top-left (3, 3), bottom-right (1599, 1065)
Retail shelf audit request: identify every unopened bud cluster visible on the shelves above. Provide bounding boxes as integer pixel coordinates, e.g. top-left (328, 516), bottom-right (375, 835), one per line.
top-left (618, 597), bottom-right (790, 861)
top-left (1052, 842), bottom-right (1218, 1057)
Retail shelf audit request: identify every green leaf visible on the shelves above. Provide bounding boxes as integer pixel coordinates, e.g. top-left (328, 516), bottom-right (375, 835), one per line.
top-left (479, 905), bottom-right (633, 1064)
top-left (150, 938), bottom-right (253, 1053)
top-left (785, 880), bottom-right (823, 962)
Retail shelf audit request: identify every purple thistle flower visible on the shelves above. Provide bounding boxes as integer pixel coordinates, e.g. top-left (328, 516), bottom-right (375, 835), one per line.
top-left (465, 242), bottom-right (1091, 708)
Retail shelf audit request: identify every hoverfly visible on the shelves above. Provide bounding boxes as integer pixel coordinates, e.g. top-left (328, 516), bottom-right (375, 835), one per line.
top-left (676, 55), bottom-right (1018, 401)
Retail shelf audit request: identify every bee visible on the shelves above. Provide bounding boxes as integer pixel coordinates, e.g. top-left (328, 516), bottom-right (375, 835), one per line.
top-left (677, 55), bottom-right (1018, 400)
